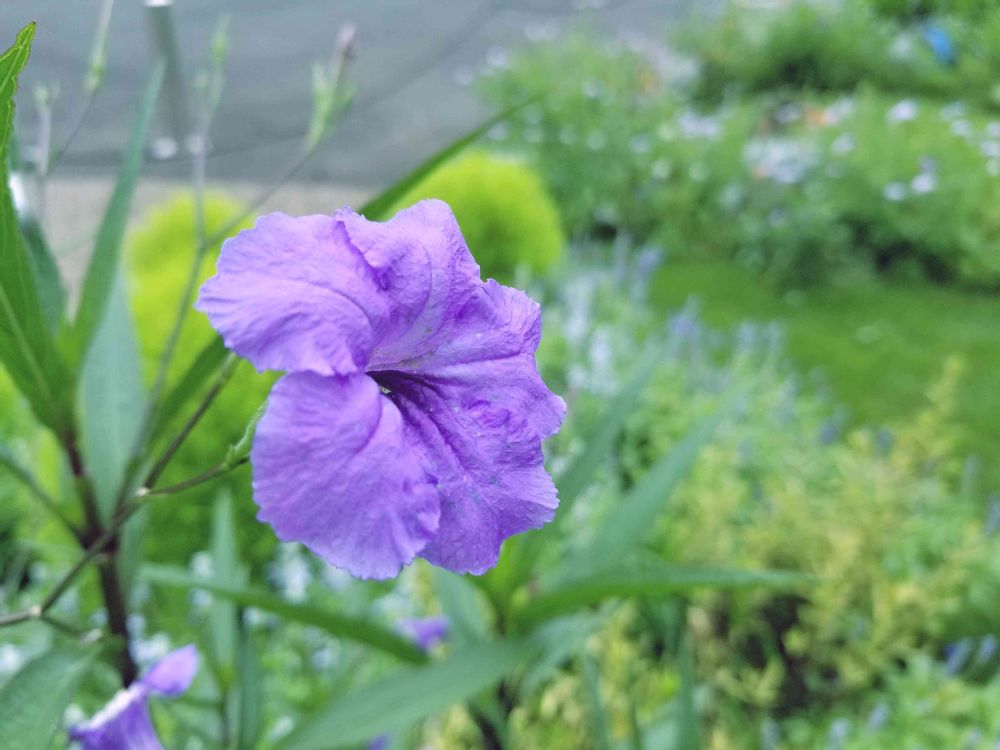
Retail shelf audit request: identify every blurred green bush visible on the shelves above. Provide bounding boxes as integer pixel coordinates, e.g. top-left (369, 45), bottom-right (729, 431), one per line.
top-left (621, 352), bottom-right (1000, 715)
top-left (392, 150), bottom-right (565, 281)
top-left (484, 31), bottom-right (1000, 288)
top-left (684, 0), bottom-right (1000, 108)
top-left (126, 193), bottom-right (276, 568)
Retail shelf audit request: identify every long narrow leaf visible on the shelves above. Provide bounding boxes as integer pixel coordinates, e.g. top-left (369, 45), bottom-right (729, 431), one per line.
top-left (8, 126), bottom-right (64, 330)
top-left (0, 24), bottom-right (71, 432)
top-left (514, 565), bottom-right (806, 629)
top-left (80, 268), bottom-right (146, 521)
top-left (278, 640), bottom-right (536, 750)
top-left (512, 340), bottom-right (664, 584)
top-left (582, 653), bottom-right (613, 750)
top-left (71, 62), bottom-right (163, 366)
top-left (359, 103), bottom-right (528, 221)
top-left (560, 406), bottom-right (729, 580)
top-left (0, 644), bottom-right (97, 750)
top-left (143, 564), bottom-right (426, 664)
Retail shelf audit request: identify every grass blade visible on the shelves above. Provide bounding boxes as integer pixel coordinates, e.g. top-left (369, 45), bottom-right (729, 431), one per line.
top-left (0, 24), bottom-right (72, 433)
top-left (561, 405), bottom-right (729, 580)
top-left (514, 565), bottom-right (806, 630)
top-left (71, 61), bottom-right (163, 366)
top-left (278, 640), bottom-right (536, 750)
top-left (582, 653), bottom-right (613, 750)
top-left (143, 564), bottom-right (426, 664)
top-left (359, 103), bottom-right (528, 221)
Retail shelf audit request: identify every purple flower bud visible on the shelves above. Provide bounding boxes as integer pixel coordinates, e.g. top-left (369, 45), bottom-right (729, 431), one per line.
top-left (69, 645), bottom-right (199, 750)
top-left (397, 616), bottom-right (450, 652)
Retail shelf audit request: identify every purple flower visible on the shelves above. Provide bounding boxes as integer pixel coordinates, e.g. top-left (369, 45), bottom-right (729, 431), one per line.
top-left (69, 645), bottom-right (199, 750)
top-left (398, 616), bottom-right (450, 652)
top-left (197, 200), bottom-right (565, 579)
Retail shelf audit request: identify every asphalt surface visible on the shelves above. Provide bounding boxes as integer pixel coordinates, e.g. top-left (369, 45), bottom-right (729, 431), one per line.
top-left (3, 0), bottom-right (705, 189)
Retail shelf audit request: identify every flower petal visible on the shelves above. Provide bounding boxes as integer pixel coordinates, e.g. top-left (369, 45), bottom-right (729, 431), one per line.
top-left (141, 644), bottom-right (199, 696)
top-left (251, 372), bottom-right (440, 579)
top-left (376, 280), bottom-right (565, 439)
top-left (69, 689), bottom-right (162, 750)
top-left (376, 371), bottom-right (559, 575)
top-left (341, 200), bottom-right (482, 362)
top-left (196, 213), bottom-right (389, 375)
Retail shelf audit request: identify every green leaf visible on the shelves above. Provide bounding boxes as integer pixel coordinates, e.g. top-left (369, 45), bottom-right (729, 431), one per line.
top-left (673, 632), bottom-right (700, 750)
top-left (71, 62), bottom-right (163, 367)
top-left (432, 568), bottom-right (489, 649)
top-left (520, 611), bottom-right (605, 695)
top-left (9, 124), bottom-right (64, 331)
top-left (0, 644), bottom-right (97, 750)
top-left (359, 103), bottom-right (527, 221)
top-left (0, 24), bottom-right (72, 433)
top-left (561, 406), bottom-right (728, 579)
top-left (209, 490), bottom-right (244, 686)
top-left (581, 653), bottom-right (613, 750)
top-left (79, 268), bottom-right (146, 521)
top-left (236, 624), bottom-right (263, 750)
top-left (150, 336), bottom-right (228, 444)
top-left (143, 564), bottom-right (427, 664)
top-left (514, 565), bottom-right (806, 629)
top-left (511, 340), bottom-right (664, 583)
top-left (278, 640), bottom-right (536, 750)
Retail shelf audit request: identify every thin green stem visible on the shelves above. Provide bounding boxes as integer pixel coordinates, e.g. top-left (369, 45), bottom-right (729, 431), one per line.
top-left (0, 447), bottom-right (81, 541)
top-left (0, 457), bottom-right (248, 633)
top-left (144, 352), bottom-right (238, 489)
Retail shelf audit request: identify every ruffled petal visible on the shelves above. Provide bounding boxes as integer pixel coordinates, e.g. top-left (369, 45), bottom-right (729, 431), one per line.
top-left (196, 213), bottom-right (389, 375)
top-left (375, 371), bottom-right (559, 575)
top-left (69, 689), bottom-right (162, 750)
top-left (141, 645), bottom-right (199, 696)
top-left (375, 280), bottom-right (565, 439)
top-left (340, 200), bottom-right (482, 362)
top-left (251, 372), bottom-right (440, 579)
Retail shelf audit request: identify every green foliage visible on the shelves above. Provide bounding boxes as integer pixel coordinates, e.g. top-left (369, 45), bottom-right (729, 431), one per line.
top-left (391, 150), bottom-right (565, 281)
top-left (683, 0), bottom-right (1000, 107)
top-left (772, 655), bottom-right (1000, 749)
top-left (125, 193), bottom-right (275, 566)
top-left (624, 352), bottom-right (1000, 712)
top-left (0, 644), bottom-right (97, 750)
top-left (485, 32), bottom-right (1000, 288)
top-left (0, 24), bottom-right (72, 434)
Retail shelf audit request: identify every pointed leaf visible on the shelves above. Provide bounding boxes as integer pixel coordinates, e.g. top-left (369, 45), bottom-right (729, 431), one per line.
top-left (278, 640), bottom-right (537, 750)
top-left (0, 24), bottom-right (72, 432)
top-left (0, 644), bottom-right (97, 750)
top-left (79, 268), bottom-right (146, 520)
top-left (71, 62), bottom-right (163, 366)
top-left (514, 565), bottom-right (807, 629)
top-left (359, 103), bottom-right (527, 221)
top-left (143, 564), bottom-right (426, 664)
top-left (581, 653), bottom-right (613, 750)
top-left (562, 406), bottom-right (728, 579)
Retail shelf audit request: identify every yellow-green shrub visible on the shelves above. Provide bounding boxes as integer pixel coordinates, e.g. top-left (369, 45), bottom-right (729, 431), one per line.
top-left (391, 150), bottom-right (565, 281)
top-left (127, 193), bottom-right (276, 566)
top-left (621, 355), bottom-right (1000, 713)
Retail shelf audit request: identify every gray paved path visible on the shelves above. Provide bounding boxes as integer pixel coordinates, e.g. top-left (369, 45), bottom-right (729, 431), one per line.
top-left (3, 0), bottom-right (703, 188)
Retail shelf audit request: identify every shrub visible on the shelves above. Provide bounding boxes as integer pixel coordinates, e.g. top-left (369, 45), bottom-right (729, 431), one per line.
top-left (620, 352), bottom-right (1000, 713)
top-left (126, 193), bottom-right (276, 567)
top-left (683, 0), bottom-right (1000, 108)
top-left (392, 150), bottom-right (565, 281)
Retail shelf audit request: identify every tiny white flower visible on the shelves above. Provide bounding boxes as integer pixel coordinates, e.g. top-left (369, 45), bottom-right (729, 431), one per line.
top-left (883, 182), bottom-right (907, 202)
top-left (887, 100), bottom-right (918, 123)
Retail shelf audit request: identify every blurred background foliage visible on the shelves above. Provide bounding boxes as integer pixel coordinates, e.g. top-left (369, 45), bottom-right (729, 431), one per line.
top-left (3, 0), bottom-right (1000, 747)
